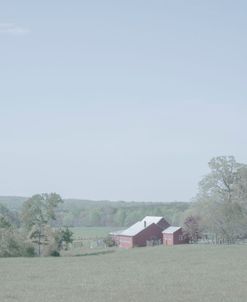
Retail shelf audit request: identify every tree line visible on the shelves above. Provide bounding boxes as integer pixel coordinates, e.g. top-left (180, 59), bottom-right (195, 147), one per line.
top-left (58, 201), bottom-right (189, 228)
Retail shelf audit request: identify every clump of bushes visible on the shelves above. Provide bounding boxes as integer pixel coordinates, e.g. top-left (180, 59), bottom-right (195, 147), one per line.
top-left (103, 236), bottom-right (116, 247)
top-left (22, 246), bottom-right (36, 257)
top-left (0, 228), bottom-right (35, 257)
top-left (50, 250), bottom-right (60, 257)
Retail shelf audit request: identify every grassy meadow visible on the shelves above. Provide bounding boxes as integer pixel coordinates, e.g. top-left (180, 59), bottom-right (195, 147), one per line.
top-left (1, 244), bottom-right (247, 302)
top-left (70, 226), bottom-right (122, 239)
top-left (69, 226), bottom-right (123, 250)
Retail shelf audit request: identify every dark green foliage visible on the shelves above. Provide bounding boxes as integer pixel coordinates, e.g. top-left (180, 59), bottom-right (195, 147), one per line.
top-left (0, 204), bottom-right (20, 227)
top-left (28, 224), bottom-right (60, 256)
top-left (58, 200), bottom-right (190, 228)
top-left (0, 216), bottom-right (11, 228)
top-left (21, 193), bottom-right (63, 256)
top-left (50, 250), bottom-right (60, 257)
top-left (21, 193), bottom-right (63, 230)
top-left (190, 156), bottom-right (247, 243)
top-left (22, 246), bottom-right (35, 257)
top-left (103, 236), bottom-right (116, 247)
top-left (183, 215), bottom-right (202, 243)
top-left (0, 228), bottom-right (35, 257)
top-left (61, 227), bottom-right (73, 245)
top-left (1, 196), bottom-right (190, 228)
top-left (56, 227), bottom-right (74, 250)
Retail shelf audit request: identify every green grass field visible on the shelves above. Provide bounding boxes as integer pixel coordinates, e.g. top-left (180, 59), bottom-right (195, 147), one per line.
top-left (69, 226), bottom-right (123, 249)
top-left (70, 226), bottom-right (122, 239)
top-left (1, 245), bottom-right (247, 302)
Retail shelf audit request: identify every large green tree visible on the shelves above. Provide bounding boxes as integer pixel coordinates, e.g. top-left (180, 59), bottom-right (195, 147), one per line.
top-left (21, 193), bottom-right (63, 255)
top-left (195, 156), bottom-right (247, 243)
top-left (21, 193), bottom-right (63, 230)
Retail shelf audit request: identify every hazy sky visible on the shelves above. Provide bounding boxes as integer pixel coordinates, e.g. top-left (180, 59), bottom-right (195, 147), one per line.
top-left (0, 1), bottom-right (246, 201)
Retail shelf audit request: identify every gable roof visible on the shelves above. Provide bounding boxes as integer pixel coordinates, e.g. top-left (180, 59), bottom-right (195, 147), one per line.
top-left (162, 226), bottom-right (181, 234)
top-left (141, 216), bottom-right (164, 226)
top-left (118, 216), bottom-right (164, 237)
top-left (120, 221), bottom-right (148, 236)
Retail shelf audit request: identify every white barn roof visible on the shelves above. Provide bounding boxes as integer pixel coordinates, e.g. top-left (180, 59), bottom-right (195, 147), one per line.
top-left (162, 226), bottom-right (181, 234)
top-left (118, 216), bottom-right (164, 237)
top-left (120, 221), bottom-right (147, 236)
top-left (141, 216), bottom-right (163, 226)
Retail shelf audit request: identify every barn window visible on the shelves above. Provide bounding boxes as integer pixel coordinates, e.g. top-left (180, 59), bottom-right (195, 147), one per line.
top-left (179, 235), bottom-right (183, 241)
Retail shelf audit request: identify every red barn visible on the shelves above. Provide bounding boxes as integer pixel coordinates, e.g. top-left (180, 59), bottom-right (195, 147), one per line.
top-left (162, 226), bottom-right (186, 246)
top-left (112, 216), bottom-right (170, 248)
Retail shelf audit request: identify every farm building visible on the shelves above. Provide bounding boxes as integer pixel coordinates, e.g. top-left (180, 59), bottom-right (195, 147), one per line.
top-left (111, 216), bottom-right (170, 248)
top-left (162, 226), bottom-right (186, 246)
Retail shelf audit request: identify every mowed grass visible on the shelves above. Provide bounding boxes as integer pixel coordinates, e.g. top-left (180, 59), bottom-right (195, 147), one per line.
top-left (70, 226), bottom-right (122, 239)
top-left (1, 245), bottom-right (247, 302)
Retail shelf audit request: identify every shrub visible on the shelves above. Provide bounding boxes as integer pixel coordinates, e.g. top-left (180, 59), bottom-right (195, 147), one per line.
top-left (0, 228), bottom-right (37, 257)
top-left (50, 250), bottom-right (60, 257)
top-left (103, 236), bottom-right (116, 247)
top-left (22, 245), bottom-right (35, 257)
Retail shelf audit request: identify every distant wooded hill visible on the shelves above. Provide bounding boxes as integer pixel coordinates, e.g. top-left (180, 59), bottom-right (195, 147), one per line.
top-left (0, 196), bottom-right (28, 210)
top-left (0, 196), bottom-right (191, 227)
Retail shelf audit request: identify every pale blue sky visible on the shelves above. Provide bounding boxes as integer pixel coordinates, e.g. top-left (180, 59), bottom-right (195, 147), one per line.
top-left (0, 1), bottom-right (246, 201)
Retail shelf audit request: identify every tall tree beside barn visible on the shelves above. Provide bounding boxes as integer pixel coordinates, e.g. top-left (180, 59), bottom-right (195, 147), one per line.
top-left (194, 156), bottom-right (247, 243)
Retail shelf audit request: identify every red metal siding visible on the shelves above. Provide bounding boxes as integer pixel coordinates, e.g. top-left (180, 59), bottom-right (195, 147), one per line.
top-left (119, 236), bottom-right (133, 248)
top-left (133, 223), bottom-right (163, 247)
top-left (118, 223), bottom-right (164, 248)
top-left (173, 228), bottom-right (185, 245)
top-left (163, 228), bottom-right (186, 246)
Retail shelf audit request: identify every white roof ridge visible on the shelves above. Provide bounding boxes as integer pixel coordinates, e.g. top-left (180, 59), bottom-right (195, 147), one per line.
top-left (162, 226), bottom-right (182, 234)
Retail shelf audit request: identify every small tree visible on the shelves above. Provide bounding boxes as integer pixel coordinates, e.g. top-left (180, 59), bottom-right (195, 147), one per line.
top-left (103, 236), bottom-right (116, 247)
top-left (28, 224), bottom-right (48, 256)
top-left (56, 227), bottom-right (73, 251)
top-left (183, 215), bottom-right (202, 243)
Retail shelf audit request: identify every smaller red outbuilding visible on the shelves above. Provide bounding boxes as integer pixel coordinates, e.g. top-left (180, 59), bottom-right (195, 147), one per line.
top-left (162, 226), bottom-right (186, 246)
